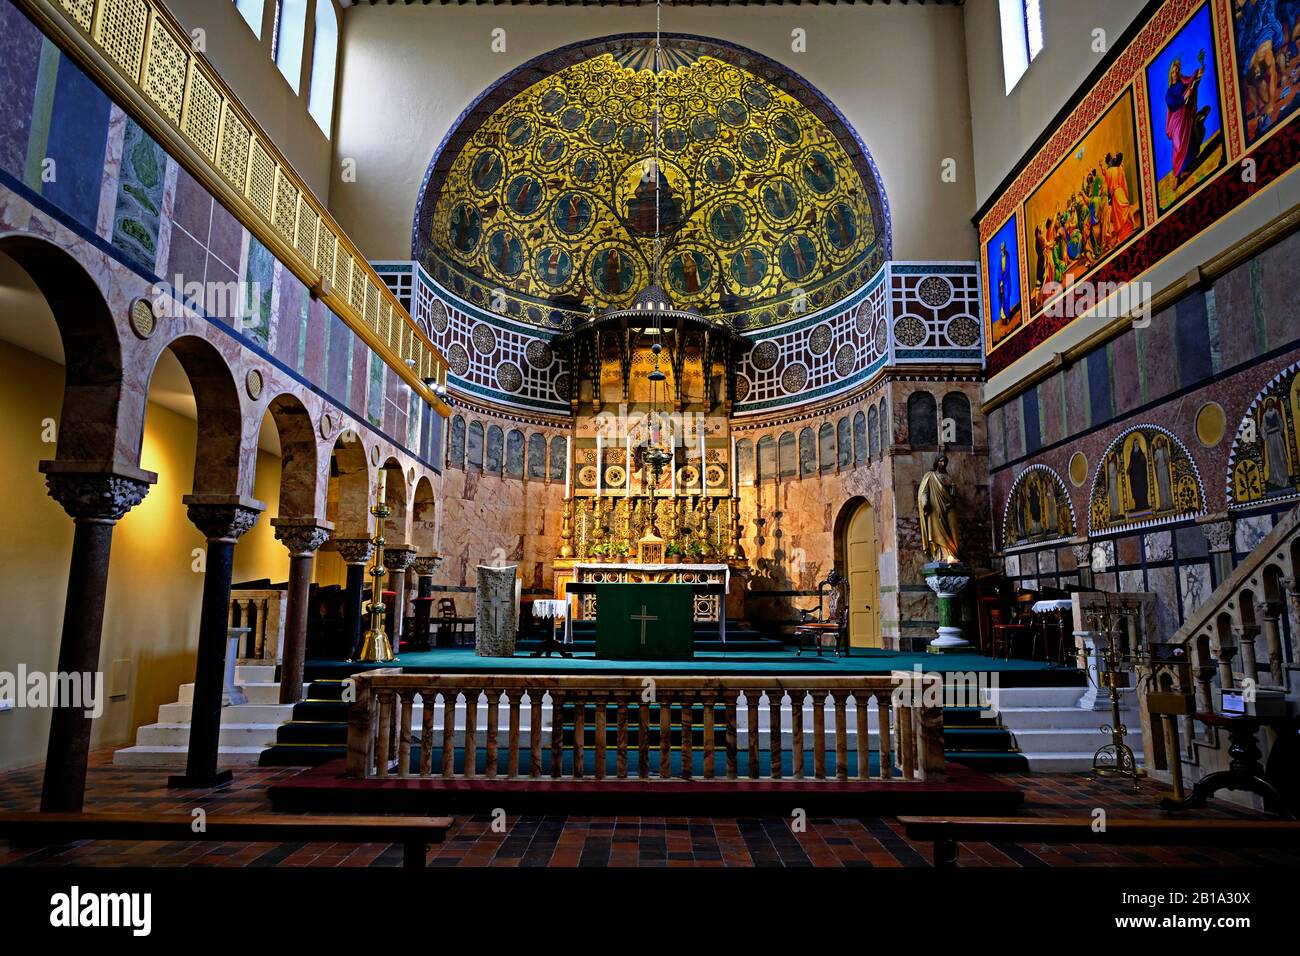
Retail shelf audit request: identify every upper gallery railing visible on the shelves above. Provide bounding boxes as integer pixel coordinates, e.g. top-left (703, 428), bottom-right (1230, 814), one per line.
top-left (17, 0), bottom-right (450, 414)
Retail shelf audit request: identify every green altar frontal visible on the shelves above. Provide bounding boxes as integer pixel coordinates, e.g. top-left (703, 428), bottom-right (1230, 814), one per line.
top-left (594, 583), bottom-right (696, 661)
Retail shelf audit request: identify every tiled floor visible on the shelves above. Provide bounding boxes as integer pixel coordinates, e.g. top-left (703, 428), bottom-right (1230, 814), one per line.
top-left (1, 753), bottom-right (1297, 867)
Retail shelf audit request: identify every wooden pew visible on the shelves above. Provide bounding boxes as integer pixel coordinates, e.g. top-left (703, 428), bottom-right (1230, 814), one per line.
top-left (0, 811), bottom-right (453, 868)
top-left (898, 815), bottom-right (1300, 868)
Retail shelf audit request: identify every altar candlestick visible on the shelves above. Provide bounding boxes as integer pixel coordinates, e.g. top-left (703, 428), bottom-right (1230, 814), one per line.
top-left (596, 438), bottom-right (602, 498)
top-left (626, 433), bottom-right (632, 498)
top-left (378, 467), bottom-right (387, 505)
top-left (730, 436), bottom-right (738, 497)
top-left (699, 428), bottom-right (707, 493)
top-left (564, 435), bottom-right (572, 497)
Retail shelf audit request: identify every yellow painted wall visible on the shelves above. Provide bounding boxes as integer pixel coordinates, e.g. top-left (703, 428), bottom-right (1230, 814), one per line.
top-left (0, 341), bottom-right (289, 772)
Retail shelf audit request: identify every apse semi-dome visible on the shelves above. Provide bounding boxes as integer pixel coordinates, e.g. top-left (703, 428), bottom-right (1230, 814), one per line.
top-left (414, 34), bottom-right (891, 331)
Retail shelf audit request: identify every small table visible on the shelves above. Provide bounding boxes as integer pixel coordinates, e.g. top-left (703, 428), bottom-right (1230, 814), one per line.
top-left (1161, 713), bottom-right (1293, 817)
top-left (530, 598), bottom-right (571, 658)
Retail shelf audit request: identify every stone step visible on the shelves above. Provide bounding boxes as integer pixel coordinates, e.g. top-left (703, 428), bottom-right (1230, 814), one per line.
top-left (178, 681), bottom-right (289, 705)
top-left (1024, 752), bottom-right (1145, 773)
top-left (158, 702), bottom-right (295, 724)
top-left (135, 722), bottom-right (284, 748)
top-left (979, 686), bottom-right (1086, 708)
top-left (997, 705), bottom-right (1135, 729)
top-left (235, 664), bottom-right (277, 683)
top-left (112, 745), bottom-right (266, 769)
top-left (1008, 727), bottom-right (1133, 753)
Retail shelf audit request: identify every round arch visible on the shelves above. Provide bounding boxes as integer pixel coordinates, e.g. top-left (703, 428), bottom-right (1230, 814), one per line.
top-left (261, 392), bottom-right (323, 518)
top-left (328, 430), bottom-right (371, 534)
top-left (0, 234), bottom-right (126, 466)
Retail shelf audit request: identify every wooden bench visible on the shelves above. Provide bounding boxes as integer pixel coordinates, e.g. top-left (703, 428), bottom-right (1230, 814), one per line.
top-left (0, 811), bottom-right (453, 868)
top-left (898, 815), bottom-right (1300, 868)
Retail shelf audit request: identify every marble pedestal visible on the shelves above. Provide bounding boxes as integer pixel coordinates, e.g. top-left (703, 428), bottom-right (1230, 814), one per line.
top-left (925, 562), bottom-right (973, 654)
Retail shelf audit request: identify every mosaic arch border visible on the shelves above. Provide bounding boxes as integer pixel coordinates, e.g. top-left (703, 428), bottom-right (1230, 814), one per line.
top-left (411, 32), bottom-right (893, 315)
top-left (1000, 463), bottom-right (1077, 552)
top-left (1225, 357), bottom-right (1300, 512)
top-left (1087, 422), bottom-right (1208, 535)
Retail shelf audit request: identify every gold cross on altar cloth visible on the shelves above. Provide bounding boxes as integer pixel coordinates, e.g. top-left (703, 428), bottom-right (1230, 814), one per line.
top-left (630, 605), bottom-right (658, 645)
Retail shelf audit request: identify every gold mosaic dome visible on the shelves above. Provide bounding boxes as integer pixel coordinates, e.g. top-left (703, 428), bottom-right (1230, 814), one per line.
top-left (415, 35), bottom-right (890, 330)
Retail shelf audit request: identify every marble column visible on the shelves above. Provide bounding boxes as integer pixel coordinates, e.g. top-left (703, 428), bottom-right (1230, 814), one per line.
top-left (335, 537), bottom-right (374, 660)
top-left (1282, 577), bottom-right (1300, 668)
top-left (1200, 518), bottom-right (1235, 587)
top-left (271, 518), bottom-right (332, 705)
top-left (171, 497), bottom-right (263, 789)
top-left (383, 547), bottom-right (417, 653)
top-left (1232, 623), bottom-right (1261, 688)
top-left (39, 465), bottom-right (153, 813)
top-left (411, 555), bottom-right (439, 650)
top-left (1252, 601), bottom-right (1286, 687)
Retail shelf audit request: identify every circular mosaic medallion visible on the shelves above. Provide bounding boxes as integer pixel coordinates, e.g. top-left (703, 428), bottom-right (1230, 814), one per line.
top-left (833, 344), bottom-right (857, 377)
top-left (873, 318), bottom-right (889, 355)
top-left (496, 361), bottom-right (523, 393)
top-left (705, 464), bottom-right (726, 488)
top-left (677, 465), bottom-right (700, 488)
top-left (430, 298), bottom-right (449, 333)
top-left (1195, 402), bottom-right (1226, 447)
top-left (808, 323), bottom-right (833, 355)
top-left (1069, 452), bottom-right (1089, 488)
top-left (408, 467), bottom-right (417, 484)
top-left (578, 464), bottom-right (598, 488)
top-left (734, 374), bottom-right (751, 403)
top-left (605, 464), bottom-right (626, 489)
top-left (525, 339), bottom-right (554, 369)
top-left (370, 445), bottom-right (381, 465)
top-left (917, 275), bottom-right (954, 308)
top-left (471, 322), bottom-right (497, 355)
top-left (245, 368), bottom-right (264, 400)
top-left (893, 315), bottom-right (926, 348)
top-left (750, 340), bottom-right (779, 371)
top-left (854, 302), bottom-right (871, 334)
top-left (319, 413), bottom-right (335, 439)
top-left (447, 343), bottom-right (470, 376)
top-left (946, 315), bottom-right (980, 348)
top-left (129, 297), bottom-right (157, 339)
top-left (781, 362), bottom-right (809, 393)
top-left (553, 371), bottom-right (572, 402)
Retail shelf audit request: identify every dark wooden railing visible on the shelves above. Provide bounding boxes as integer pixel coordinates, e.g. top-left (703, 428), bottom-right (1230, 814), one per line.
top-left (346, 671), bottom-right (945, 785)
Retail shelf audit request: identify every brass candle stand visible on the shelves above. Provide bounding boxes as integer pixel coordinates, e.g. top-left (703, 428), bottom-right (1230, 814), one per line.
top-left (1082, 595), bottom-right (1147, 788)
top-left (354, 476), bottom-right (396, 663)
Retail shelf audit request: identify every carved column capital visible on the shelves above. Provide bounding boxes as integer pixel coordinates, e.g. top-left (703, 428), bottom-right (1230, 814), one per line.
top-left (335, 536), bottom-right (375, 566)
top-left (1199, 519), bottom-right (1235, 554)
top-left (383, 546), bottom-right (417, 573)
top-left (412, 555), bottom-right (441, 577)
top-left (1230, 623), bottom-right (1259, 644)
top-left (1254, 600), bottom-right (1283, 621)
top-left (272, 519), bottom-right (332, 557)
top-left (44, 469), bottom-right (152, 524)
top-left (184, 499), bottom-right (263, 543)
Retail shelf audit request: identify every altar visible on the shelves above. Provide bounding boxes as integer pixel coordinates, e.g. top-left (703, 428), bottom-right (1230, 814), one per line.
top-left (557, 562), bottom-right (731, 644)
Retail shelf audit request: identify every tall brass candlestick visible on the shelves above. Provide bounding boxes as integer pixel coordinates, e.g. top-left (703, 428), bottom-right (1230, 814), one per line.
top-left (559, 496), bottom-right (574, 558)
top-left (355, 470), bottom-right (396, 662)
top-left (727, 495), bottom-right (745, 560)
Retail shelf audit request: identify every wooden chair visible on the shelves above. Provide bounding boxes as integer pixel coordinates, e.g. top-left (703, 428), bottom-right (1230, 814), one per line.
top-left (794, 577), bottom-right (849, 657)
top-left (436, 597), bottom-right (469, 647)
top-left (988, 593), bottom-right (1038, 660)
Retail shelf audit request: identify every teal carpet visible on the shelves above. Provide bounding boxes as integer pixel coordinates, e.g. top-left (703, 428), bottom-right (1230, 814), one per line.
top-left (304, 647), bottom-right (1084, 686)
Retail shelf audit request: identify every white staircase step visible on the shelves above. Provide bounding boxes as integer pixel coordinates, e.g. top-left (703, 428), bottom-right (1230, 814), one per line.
top-left (112, 745), bottom-right (266, 769)
top-left (1009, 726), bottom-right (1136, 753)
top-left (134, 722), bottom-right (284, 748)
top-left (235, 664), bottom-right (277, 683)
top-left (158, 702), bottom-right (295, 724)
top-left (980, 686), bottom-right (1086, 708)
top-left (998, 706), bottom-right (1134, 729)
top-left (178, 681), bottom-right (288, 705)
top-left (1025, 752), bottom-right (1145, 773)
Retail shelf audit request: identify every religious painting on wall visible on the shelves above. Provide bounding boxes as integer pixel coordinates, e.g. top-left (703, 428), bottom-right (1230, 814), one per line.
top-left (1145, 2), bottom-right (1227, 214)
top-left (986, 213), bottom-right (1023, 347)
top-left (1089, 425), bottom-right (1205, 533)
top-left (1230, 0), bottom-right (1300, 145)
top-left (1024, 89), bottom-right (1145, 317)
top-left (1228, 359), bottom-right (1300, 507)
top-left (1002, 464), bottom-right (1075, 548)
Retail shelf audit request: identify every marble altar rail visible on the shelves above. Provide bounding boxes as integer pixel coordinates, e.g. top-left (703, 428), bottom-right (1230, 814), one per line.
top-left (346, 671), bottom-right (945, 786)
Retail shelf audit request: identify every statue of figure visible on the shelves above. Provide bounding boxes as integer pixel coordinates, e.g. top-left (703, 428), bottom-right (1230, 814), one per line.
top-left (918, 454), bottom-right (961, 565)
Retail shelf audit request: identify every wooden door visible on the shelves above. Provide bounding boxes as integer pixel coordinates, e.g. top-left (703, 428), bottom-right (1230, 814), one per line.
top-left (846, 502), bottom-right (881, 648)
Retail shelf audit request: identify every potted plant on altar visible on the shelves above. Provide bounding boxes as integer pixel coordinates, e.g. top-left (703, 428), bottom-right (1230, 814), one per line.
top-left (686, 540), bottom-right (706, 563)
top-left (613, 542), bottom-right (630, 563)
top-left (665, 542), bottom-right (684, 564)
top-left (589, 543), bottom-right (610, 562)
